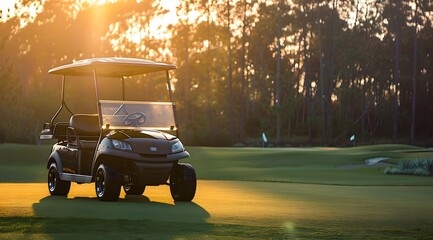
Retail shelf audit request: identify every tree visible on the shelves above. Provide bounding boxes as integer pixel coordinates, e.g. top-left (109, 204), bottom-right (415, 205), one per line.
top-left (0, 61), bottom-right (38, 143)
top-left (392, 0), bottom-right (403, 144)
top-left (410, 1), bottom-right (419, 145)
top-left (2, 0), bottom-right (433, 146)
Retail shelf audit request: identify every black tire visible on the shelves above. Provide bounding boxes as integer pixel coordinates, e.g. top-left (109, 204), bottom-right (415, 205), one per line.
top-left (48, 162), bottom-right (71, 196)
top-left (95, 164), bottom-right (121, 201)
top-left (124, 183), bottom-right (146, 195)
top-left (170, 163), bottom-right (196, 202)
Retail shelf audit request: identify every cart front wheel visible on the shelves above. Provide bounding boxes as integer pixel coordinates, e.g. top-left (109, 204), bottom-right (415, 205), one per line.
top-left (170, 163), bottom-right (196, 202)
top-left (95, 164), bottom-right (121, 201)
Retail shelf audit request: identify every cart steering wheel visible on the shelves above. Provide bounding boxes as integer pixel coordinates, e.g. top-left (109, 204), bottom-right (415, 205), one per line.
top-left (123, 112), bottom-right (146, 127)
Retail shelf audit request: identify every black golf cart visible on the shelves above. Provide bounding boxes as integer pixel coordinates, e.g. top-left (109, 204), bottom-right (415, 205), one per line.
top-left (40, 57), bottom-right (196, 202)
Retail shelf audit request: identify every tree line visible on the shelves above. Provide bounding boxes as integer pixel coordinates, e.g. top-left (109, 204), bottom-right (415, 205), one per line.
top-left (0, 0), bottom-right (433, 146)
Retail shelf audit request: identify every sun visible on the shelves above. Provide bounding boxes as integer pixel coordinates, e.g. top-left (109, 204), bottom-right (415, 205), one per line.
top-left (0, 0), bottom-right (19, 22)
top-left (0, 0), bottom-right (18, 10)
top-left (2, 0), bottom-right (180, 38)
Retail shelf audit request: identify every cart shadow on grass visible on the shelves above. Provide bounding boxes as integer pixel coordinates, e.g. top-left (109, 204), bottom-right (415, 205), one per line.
top-left (32, 195), bottom-right (212, 238)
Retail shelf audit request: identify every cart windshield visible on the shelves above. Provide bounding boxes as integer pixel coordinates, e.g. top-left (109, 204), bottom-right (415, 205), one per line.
top-left (100, 100), bottom-right (176, 131)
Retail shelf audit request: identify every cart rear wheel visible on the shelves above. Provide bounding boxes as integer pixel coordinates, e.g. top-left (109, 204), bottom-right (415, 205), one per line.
top-left (170, 163), bottom-right (196, 202)
top-left (48, 163), bottom-right (70, 196)
top-left (124, 183), bottom-right (146, 195)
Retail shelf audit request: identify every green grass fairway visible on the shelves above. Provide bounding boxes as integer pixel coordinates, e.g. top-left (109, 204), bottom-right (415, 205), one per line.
top-left (187, 144), bottom-right (433, 185)
top-left (2, 143), bottom-right (432, 185)
top-left (1, 143), bottom-right (433, 239)
top-left (0, 144), bottom-right (51, 182)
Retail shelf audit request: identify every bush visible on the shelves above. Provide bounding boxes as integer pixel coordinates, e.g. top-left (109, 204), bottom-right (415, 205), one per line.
top-left (384, 159), bottom-right (433, 176)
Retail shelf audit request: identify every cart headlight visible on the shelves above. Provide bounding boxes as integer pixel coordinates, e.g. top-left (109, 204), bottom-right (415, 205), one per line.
top-left (171, 140), bottom-right (184, 153)
top-left (111, 139), bottom-right (132, 151)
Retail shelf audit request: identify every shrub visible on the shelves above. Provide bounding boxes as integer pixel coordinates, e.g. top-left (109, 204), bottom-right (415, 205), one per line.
top-left (384, 158), bottom-right (433, 177)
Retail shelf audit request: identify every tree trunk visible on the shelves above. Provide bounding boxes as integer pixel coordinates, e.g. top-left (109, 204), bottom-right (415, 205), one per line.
top-left (410, 2), bottom-right (418, 145)
top-left (227, 0), bottom-right (234, 143)
top-left (240, 0), bottom-right (247, 143)
top-left (303, 29), bottom-right (312, 145)
top-left (361, 78), bottom-right (367, 142)
top-left (205, 2), bottom-right (214, 145)
top-left (275, 1), bottom-right (282, 146)
top-left (326, 1), bottom-right (338, 145)
top-left (392, 1), bottom-right (402, 143)
top-left (184, 35), bottom-right (190, 140)
top-left (317, 4), bottom-right (326, 145)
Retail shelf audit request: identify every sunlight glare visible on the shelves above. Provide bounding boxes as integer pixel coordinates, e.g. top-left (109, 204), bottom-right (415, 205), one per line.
top-left (95, 0), bottom-right (116, 5)
top-left (149, 0), bottom-right (179, 39)
top-left (1, 0), bottom-right (46, 32)
top-left (0, 0), bottom-right (18, 22)
top-left (102, 0), bottom-right (182, 57)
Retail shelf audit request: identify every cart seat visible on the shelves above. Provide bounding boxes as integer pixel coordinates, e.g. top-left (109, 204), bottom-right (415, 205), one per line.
top-left (67, 114), bottom-right (100, 150)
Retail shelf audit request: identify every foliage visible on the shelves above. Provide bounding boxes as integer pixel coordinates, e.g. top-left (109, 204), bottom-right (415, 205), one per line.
top-left (385, 158), bottom-right (433, 176)
top-left (1, 0), bottom-right (433, 146)
top-left (0, 62), bottom-right (39, 143)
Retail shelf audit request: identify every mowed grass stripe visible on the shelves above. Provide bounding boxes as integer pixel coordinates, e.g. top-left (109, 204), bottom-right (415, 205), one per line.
top-left (1, 181), bottom-right (433, 239)
top-left (1, 181), bottom-right (433, 225)
top-left (2, 217), bottom-right (433, 240)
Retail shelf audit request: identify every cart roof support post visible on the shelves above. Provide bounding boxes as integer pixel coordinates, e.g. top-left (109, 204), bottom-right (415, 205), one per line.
top-left (165, 70), bottom-right (179, 137)
top-left (93, 67), bottom-right (103, 127)
top-left (121, 77), bottom-right (125, 101)
top-left (50, 75), bottom-right (73, 127)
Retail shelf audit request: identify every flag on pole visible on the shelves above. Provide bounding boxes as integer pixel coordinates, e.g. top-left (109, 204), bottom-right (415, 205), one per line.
top-left (262, 132), bottom-right (268, 143)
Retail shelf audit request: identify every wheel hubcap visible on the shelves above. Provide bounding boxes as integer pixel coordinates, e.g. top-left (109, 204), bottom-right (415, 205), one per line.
top-left (48, 168), bottom-right (56, 192)
top-left (171, 174), bottom-right (182, 196)
top-left (96, 169), bottom-right (105, 197)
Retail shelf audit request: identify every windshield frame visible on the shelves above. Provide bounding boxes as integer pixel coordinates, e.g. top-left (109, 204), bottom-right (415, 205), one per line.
top-left (99, 100), bottom-right (177, 131)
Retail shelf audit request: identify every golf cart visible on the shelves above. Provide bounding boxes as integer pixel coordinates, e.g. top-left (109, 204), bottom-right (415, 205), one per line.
top-left (40, 57), bottom-right (196, 202)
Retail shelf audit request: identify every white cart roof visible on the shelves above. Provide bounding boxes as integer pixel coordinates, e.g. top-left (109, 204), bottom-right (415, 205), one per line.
top-left (48, 57), bottom-right (176, 77)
